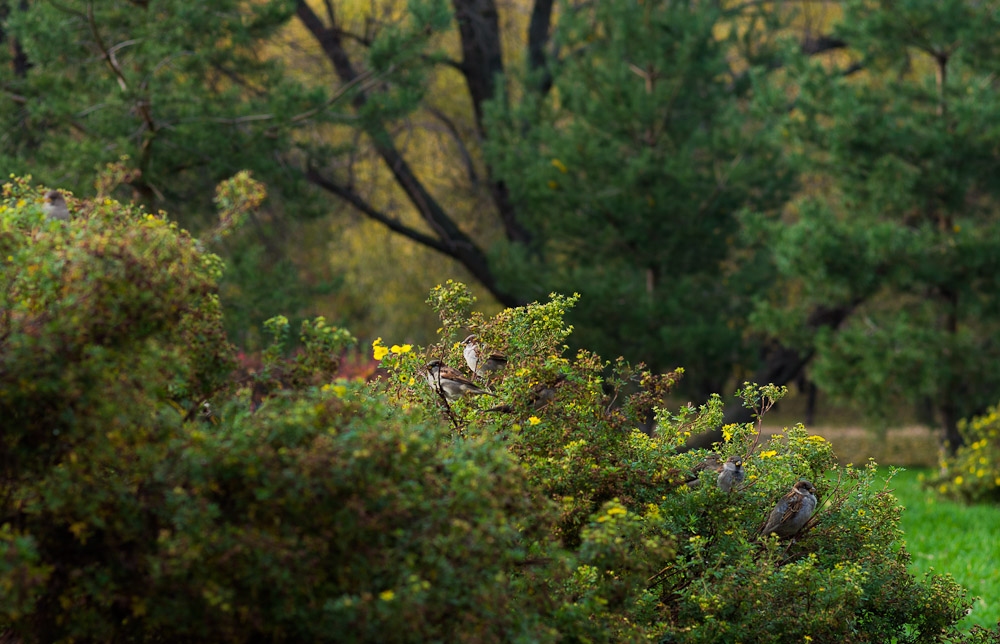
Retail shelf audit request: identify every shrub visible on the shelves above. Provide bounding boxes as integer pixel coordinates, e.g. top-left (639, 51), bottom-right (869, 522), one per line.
top-left (379, 280), bottom-right (987, 643)
top-left (930, 403), bottom-right (1000, 503)
top-left (1, 181), bottom-right (993, 642)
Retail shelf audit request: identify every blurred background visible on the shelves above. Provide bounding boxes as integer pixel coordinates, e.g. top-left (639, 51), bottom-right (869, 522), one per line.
top-left (4, 0), bottom-right (1000, 465)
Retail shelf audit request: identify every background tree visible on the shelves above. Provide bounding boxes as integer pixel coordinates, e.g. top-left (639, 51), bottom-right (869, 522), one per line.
top-left (482, 0), bottom-right (797, 396)
top-left (748, 0), bottom-right (1000, 451)
top-left (2, 1), bottom-right (822, 388)
top-left (8, 0), bottom-right (999, 437)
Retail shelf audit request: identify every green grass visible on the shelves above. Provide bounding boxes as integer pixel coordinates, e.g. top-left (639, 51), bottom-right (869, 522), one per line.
top-left (882, 467), bottom-right (1000, 630)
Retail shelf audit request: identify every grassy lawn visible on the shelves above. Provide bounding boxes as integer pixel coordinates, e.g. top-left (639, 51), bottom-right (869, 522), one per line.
top-left (882, 467), bottom-right (1000, 630)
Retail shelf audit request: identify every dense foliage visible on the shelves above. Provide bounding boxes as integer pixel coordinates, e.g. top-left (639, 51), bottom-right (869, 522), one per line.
top-left (932, 402), bottom-right (1000, 504)
top-left (6, 182), bottom-right (993, 641)
top-left (748, 0), bottom-right (1000, 447)
top-left (484, 0), bottom-right (796, 395)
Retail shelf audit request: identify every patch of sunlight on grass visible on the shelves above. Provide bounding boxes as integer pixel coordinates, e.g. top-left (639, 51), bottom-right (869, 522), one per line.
top-left (882, 467), bottom-right (1000, 630)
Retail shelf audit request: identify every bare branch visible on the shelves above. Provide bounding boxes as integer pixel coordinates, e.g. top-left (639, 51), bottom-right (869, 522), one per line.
top-left (304, 166), bottom-right (451, 255)
top-left (426, 106), bottom-right (479, 184)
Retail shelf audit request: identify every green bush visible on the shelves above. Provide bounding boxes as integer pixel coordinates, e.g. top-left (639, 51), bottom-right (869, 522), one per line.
top-left (1, 181), bottom-right (994, 642)
top-left (378, 281), bottom-right (983, 643)
top-left (0, 181), bottom-right (563, 642)
top-left (930, 403), bottom-right (1000, 503)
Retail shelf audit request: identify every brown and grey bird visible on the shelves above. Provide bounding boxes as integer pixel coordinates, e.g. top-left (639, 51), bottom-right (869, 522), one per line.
top-left (42, 190), bottom-right (70, 221)
top-left (480, 373), bottom-right (568, 414)
top-left (424, 360), bottom-right (495, 402)
top-left (717, 456), bottom-right (745, 493)
top-left (761, 479), bottom-right (818, 538)
top-left (462, 334), bottom-right (508, 378)
top-left (528, 373), bottom-right (567, 410)
top-left (684, 452), bottom-right (723, 488)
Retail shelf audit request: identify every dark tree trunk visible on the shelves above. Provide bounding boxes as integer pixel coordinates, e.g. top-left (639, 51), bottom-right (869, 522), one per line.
top-left (294, 0), bottom-right (526, 307)
top-left (683, 301), bottom-right (861, 452)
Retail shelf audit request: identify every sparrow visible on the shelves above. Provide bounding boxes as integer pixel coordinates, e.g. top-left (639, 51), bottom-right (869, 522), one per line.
top-left (42, 190), bottom-right (71, 221)
top-left (480, 373), bottom-right (568, 414)
top-left (683, 452), bottom-right (722, 488)
top-left (425, 360), bottom-right (495, 402)
top-left (462, 335), bottom-right (508, 377)
top-left (716, 456), bottom-right (745, 493)
top-left (528, 373), bottom-right (567, 409)
top-left (760, 479), bottom-right (818, 539)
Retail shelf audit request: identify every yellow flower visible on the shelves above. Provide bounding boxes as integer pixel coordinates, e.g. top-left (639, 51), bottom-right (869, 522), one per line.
top-left (551, 158), bottom-right (568, 173)
top-left (759, 450), bottom-right (778, 458)
top-left (806, 435), bottom-right (826, 442)
top-left (955, 475), bottom-right (964, 485)
top-left (372, 337), bottom-right (389, 361)
top-left (607, 507), bottom-right (626, 516)
top-left (721, 424), bottom-right (736, 442)
top-left (390, 344), bottom-right (412, 354)
top-left (379, 590), bottom-right (395, 601)
top-left (528, 416), bottom-right (541, 426)
top-left (547, 180), bottom-right (559, 189)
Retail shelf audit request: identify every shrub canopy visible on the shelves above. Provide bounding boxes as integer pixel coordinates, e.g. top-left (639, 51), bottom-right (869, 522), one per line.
top-left (0, 179), bottom-right (992, 642)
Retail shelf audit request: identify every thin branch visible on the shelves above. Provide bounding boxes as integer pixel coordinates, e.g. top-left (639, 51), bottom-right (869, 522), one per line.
top-left (2, 90), bottom-right (27, 104)
top-left (426, 106), bottom-right (479, 184)
top-left (289, 66), bottom-right (388, 123)
top-left (304, 166), bottom-right (451, 255)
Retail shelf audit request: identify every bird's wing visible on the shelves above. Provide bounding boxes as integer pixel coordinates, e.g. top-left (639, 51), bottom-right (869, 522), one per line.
top-left (438, 365), bottom-right (475, 384)
top-left (762, 495), bottom-right (795, 534)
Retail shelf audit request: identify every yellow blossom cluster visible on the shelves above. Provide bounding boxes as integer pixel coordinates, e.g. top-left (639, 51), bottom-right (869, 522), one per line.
top-left (372, 337), bottom-right (412, 361)
top-left (596, 505), bottom-right (627, 523)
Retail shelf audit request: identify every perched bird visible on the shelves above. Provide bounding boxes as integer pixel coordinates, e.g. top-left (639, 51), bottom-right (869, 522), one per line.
top-left (717, 456), bottom-right (745, 493)
top-left (42, 190), bottom-right (70, 221)
top-left (480, 373), bottom-right (568, 414)
top-left (425, 360), bottom-right (495, 402)
top-left (761, 480), bottom-right (818, 538)
top-left (684, 452), bottom-right (722, 488)
top-left (527, 373), bottom-right (567, 409)
top-left (462, 335), bottom-right (508, 377)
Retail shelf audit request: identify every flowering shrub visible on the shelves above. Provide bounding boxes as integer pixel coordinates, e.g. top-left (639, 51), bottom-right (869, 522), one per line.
top-left (376, 281), bottom-right (988, 643)
top-left (0, 183), bottom-right (555, 642)
top-left (930, 403), bottom-right (1000, 503)
top-left (0, 181), bottom-right (993, 642)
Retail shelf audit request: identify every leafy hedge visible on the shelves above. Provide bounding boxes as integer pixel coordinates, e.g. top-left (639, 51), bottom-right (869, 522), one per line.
top-left (1, 178), bottom-right (996, 642)
top-left (931, 402), bottom-right (1000, 504)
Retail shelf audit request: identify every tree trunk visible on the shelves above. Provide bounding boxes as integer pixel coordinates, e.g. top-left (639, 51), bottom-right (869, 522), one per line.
top-left (682, 301), bottom-right (861, 451)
